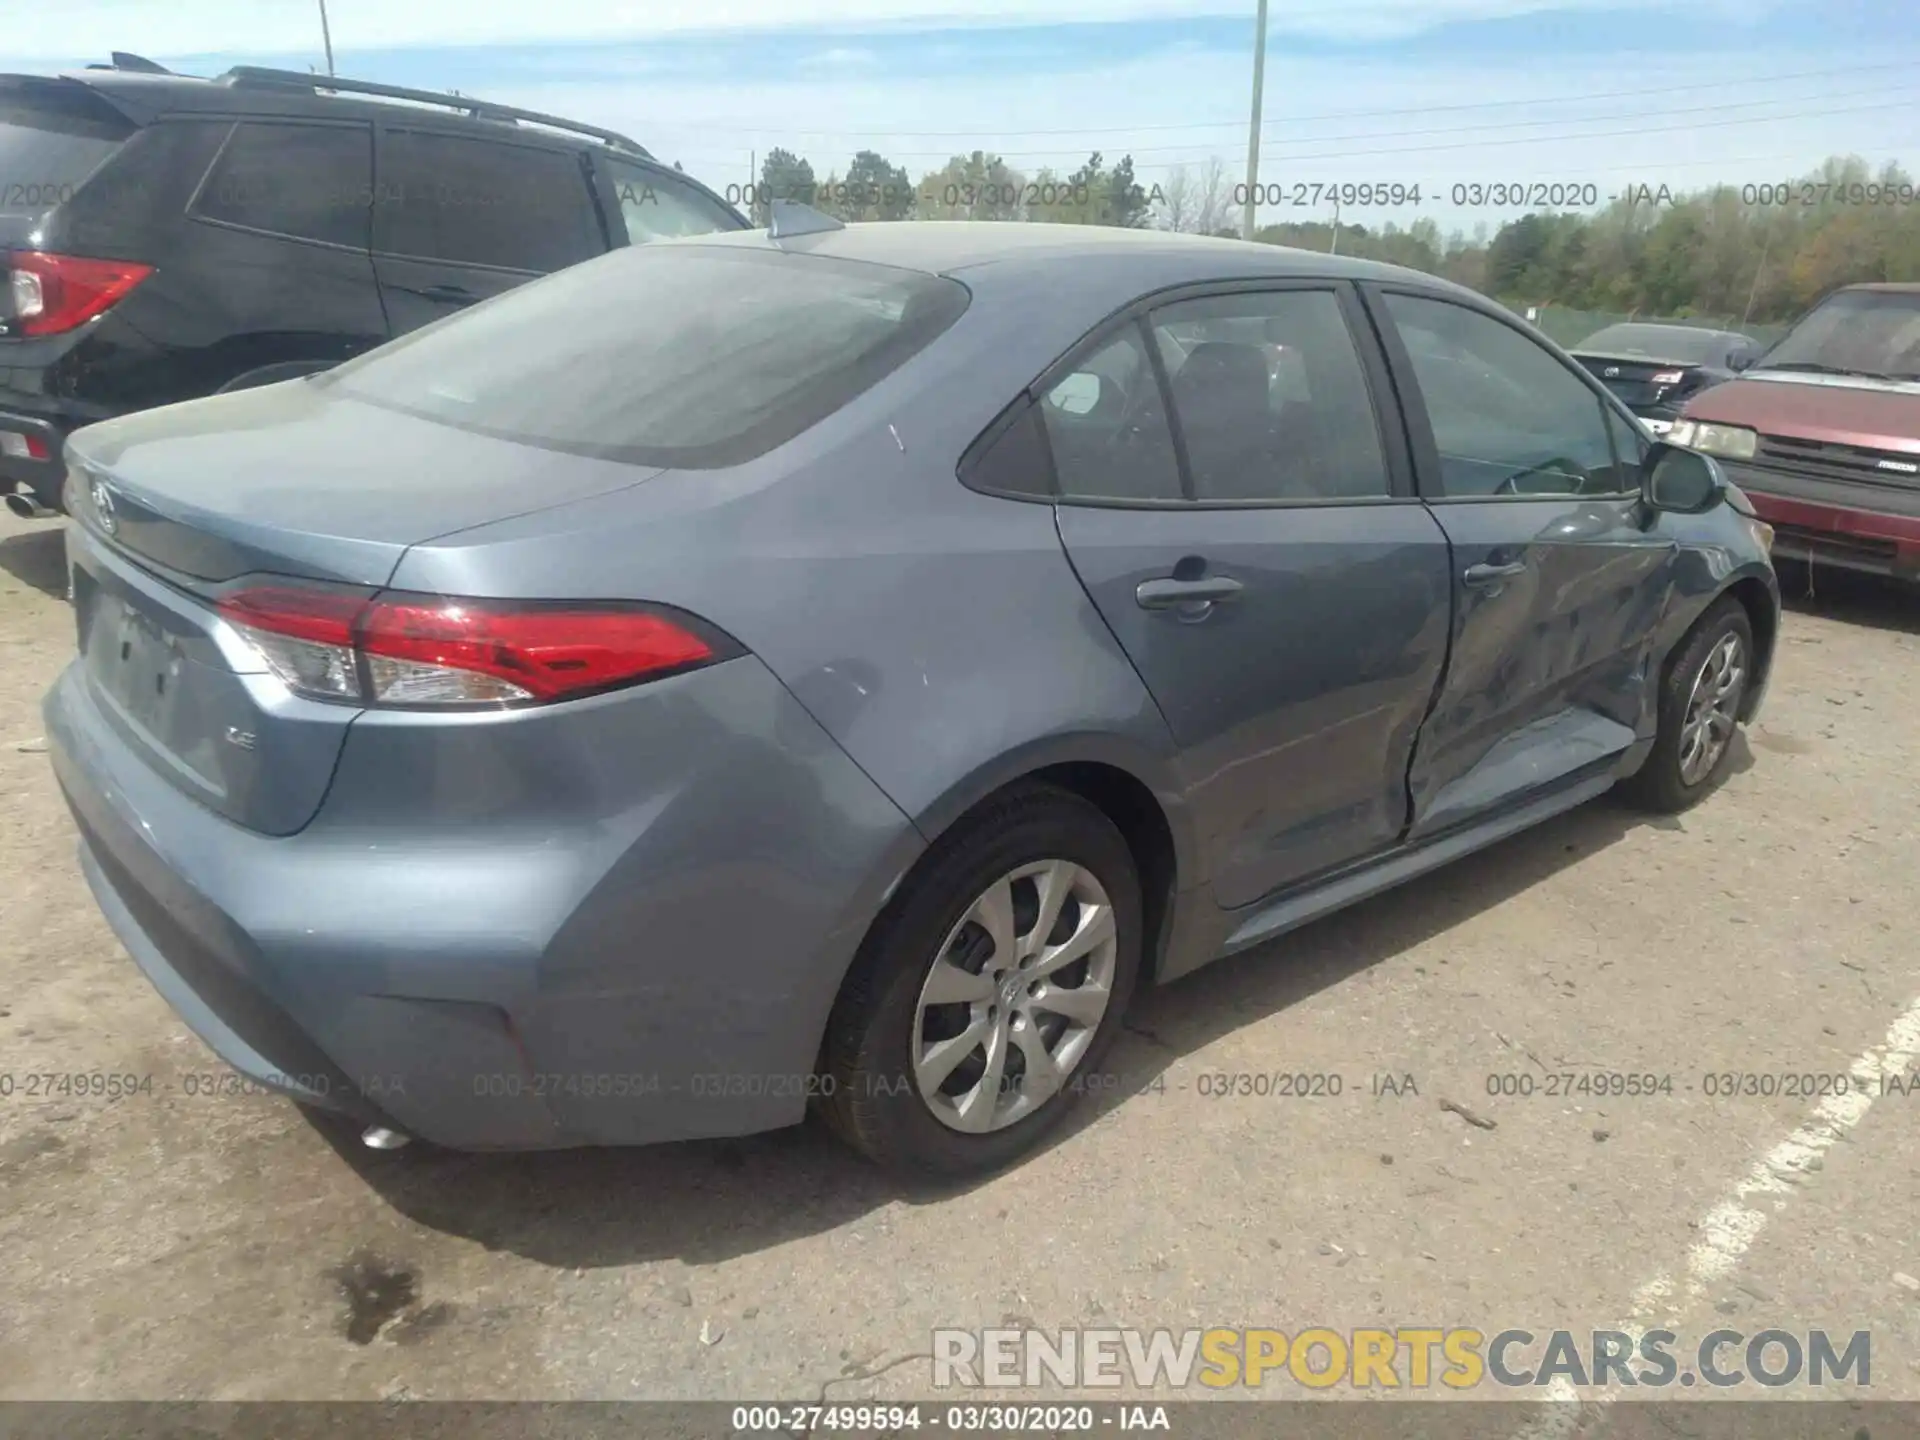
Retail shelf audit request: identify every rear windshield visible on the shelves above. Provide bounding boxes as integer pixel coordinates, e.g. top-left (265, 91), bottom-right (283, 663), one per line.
top-left (1576, 325), bottom-right (1722, 364)
top-left (1756, 290), bottom-right (1920, 381)
top-left (0, 83), bottom-right (134, 219)
top-left (323, 244), bottom-right (970, 467)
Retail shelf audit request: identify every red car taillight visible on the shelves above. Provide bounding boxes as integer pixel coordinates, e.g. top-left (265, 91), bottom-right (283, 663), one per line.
top-left (1650, 369), bottom-right (1687, 386)
top-left (7, 251), bottom-right (153, 336)
top-left (217, 586), bottom-right (731, 709)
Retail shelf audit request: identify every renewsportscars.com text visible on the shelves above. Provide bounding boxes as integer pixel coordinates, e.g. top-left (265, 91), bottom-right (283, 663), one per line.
top-left (931, 1327), bottom-right (1871, 1390)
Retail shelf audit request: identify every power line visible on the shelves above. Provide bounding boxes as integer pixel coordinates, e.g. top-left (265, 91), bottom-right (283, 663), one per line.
top-left (664, 60), bottom-right (1920, 138)
top-left (1244, 96), bottom-right (1919, 165)
top-left (1145, 86), bottom-right (1904, 156)
top-left (664, 94), bottom-right (1920, 166)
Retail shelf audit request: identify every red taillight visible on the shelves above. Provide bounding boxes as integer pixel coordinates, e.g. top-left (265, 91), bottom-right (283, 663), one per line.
top-left (1650, 369), bottom-right (1687, 386)
top-left (8, 251), bottom-right (153, 337)
top-left (216, 586), bottom-right (725, 708)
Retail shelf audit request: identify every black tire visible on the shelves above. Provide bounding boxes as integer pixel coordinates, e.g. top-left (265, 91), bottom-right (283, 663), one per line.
top-left (1620, 596), bottom-right (1754, 814)
top-left (818, 782), bottom-right (1143, 1178)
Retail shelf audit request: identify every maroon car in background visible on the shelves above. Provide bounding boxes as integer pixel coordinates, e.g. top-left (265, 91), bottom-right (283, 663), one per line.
top-left (1670, 283), bottom-right (1920, 581)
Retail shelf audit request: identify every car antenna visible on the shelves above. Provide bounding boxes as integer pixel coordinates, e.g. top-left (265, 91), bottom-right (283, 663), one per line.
top-left (107, 51), bottom-right (173, 73)
top-left (768, 199), bottom-right (845, 241)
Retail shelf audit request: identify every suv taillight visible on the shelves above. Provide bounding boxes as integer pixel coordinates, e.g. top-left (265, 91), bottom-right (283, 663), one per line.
top-left (7, 251), bottom-right (153, 336)
top-left (217, 586), bottom-right (735, 709)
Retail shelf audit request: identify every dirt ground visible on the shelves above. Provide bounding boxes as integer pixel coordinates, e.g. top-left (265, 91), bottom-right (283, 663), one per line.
top-left (2, 506), bottom-right (1917, 1408)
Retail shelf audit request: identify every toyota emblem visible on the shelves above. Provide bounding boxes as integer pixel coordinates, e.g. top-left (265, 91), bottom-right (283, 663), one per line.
top-left (90, 476), bottom-right (117, 535)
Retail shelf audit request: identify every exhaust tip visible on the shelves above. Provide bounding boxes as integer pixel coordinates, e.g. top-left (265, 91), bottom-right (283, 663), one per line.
top-left (4, 490), bottom-right (54, 520)
top-left (360, 1125), bottom-right (412, 1151)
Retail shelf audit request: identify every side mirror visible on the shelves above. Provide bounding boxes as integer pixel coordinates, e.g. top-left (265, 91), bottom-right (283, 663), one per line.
top-left (1642, 442), bottom-right (1726, 514)
top-left (1728, 351), bottom-right (1753, 373)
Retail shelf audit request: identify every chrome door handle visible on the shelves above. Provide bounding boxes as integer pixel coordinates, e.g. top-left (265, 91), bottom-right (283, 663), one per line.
top-left (1135, 575), bottom-right (1245, 609)
top-left (1463, 560), bottom-right (1527, 588)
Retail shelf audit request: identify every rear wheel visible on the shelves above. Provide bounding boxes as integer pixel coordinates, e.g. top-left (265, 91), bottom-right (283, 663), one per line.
top-left (1621, 597), bottom-right (1753, 813)
top-left (819, 783), bottom-right (1142, 1177)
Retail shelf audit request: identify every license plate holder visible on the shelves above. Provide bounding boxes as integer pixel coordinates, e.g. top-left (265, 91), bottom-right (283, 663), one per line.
top-left (91, 594), bottom-right (185, 733)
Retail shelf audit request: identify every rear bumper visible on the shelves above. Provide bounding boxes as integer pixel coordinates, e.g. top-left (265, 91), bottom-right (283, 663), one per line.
top-left (1722, 460), bottom-right (1920, 579)
top-left (44, 652), bottom-right (923, 1150)
top-left (0, 408), bottom-right (74, 511)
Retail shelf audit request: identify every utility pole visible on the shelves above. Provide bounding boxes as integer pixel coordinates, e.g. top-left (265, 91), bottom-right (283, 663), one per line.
top-left (318, 0), bottom-right (336, 76)
top-left (1742, 225), bottom-right (1773, 326)
top-left (1241, 0), bottom-right (1268, 241)
top-left (1329, 199), bottom-right (1341, 254)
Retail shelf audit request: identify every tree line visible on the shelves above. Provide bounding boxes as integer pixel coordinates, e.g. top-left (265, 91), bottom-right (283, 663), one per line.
top-left (745, 148), bottom-right (1918, 325)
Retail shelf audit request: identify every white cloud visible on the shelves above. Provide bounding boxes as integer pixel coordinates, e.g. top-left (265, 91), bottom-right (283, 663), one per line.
top-left (20, 0), bottom-right (1713, 58)
top-left (794, 47), bottom-right (889, 73)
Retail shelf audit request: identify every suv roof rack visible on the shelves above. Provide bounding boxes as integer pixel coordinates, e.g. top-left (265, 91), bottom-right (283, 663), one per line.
top-left (215, 66), bottom-right (651, 158)
top-left (84, 51), bottom-right (174, 74)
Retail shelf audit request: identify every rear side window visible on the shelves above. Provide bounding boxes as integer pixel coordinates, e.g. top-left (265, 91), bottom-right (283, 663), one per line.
top-left (603, 157), bottom-right (743, 243)
top-left (1150, 289), bottom-right (1389, 502)
top-left (0, 84), bottom-right (134, 220)
top-left (1037, 324), bottom-right (1184, 502)
top-left (961, 401), bottom-right (1055, 499)
top-left (323, 245), bottom-right (969, 467)
top-left (190, 122), bottom-right (372, 247)
top-left (374, 131), bottom-right (603, 271)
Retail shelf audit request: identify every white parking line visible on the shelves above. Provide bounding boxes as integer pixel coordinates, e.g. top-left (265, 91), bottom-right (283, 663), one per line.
top-left (1512, 993), bottom-right (1920, 1438)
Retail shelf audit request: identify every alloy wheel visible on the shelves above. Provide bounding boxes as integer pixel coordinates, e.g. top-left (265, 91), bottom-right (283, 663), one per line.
top-left (911, 859), bottom-right (1119, 1133)
top-left (1678, 631), bottom-right (1746, 786)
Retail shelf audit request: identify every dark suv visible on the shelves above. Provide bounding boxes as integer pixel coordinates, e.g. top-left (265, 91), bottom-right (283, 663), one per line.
top-left (0, 59), bottom-right (748, 516)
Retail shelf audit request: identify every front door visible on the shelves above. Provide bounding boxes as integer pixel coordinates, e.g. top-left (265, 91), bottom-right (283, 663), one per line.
top-left (1367, 287), bottom-right (1678, 834)
top-left (1046, 284), bottom-right (1453, 910)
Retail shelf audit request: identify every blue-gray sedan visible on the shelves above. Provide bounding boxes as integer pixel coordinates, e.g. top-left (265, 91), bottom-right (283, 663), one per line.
top-left (44, 221), bottom-right (1780, 1175)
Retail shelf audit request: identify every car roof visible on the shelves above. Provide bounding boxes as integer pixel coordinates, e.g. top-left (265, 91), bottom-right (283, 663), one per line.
top-left (681, 220), bottom-right (1475, 291)
top-left (46, 67), bottom-right (650, 158)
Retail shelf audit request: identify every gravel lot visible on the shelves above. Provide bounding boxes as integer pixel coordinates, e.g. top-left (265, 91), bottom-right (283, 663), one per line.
top-left (2, 506), bottom-right (1917, 1409)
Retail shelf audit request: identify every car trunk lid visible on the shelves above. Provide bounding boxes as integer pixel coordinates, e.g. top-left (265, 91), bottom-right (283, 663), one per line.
top-left (66, 378), bottom-right (664, 585)
top-left (1573, 353), bottom-right (1695, 409)
top-left (64, 379), bottom-right (664, 834)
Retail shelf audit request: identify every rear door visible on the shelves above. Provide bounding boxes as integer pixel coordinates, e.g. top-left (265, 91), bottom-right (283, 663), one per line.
top-left (370, 126), bottom-right (609, 333)
top-left (1042, 282), bottom-right (1453, 909)
top-left (175, 119), bottom-right (389, 391)
top-left (1367, 286), bottom-right (1676, 835)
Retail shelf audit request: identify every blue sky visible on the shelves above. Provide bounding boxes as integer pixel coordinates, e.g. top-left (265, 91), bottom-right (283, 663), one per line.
top-left (14, 0), bottom-right (1920, 231)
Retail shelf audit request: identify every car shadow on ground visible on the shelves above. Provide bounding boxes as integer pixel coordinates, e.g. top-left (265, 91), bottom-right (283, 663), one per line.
top-left (1775, 560), bottom-right (1919, 636)
top-left (0, 525), bottom-right (66, 599)
top-left (319, 785), bottom-right (1690, 1271)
